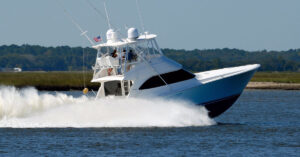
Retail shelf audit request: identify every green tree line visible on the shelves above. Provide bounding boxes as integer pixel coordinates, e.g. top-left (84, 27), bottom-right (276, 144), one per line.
top-left (0, 45), bottom-right (299, 72)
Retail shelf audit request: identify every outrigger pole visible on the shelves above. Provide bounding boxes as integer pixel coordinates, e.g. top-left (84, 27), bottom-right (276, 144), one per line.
top-left (86, 0), bottom-right (112, 30)
top-left (56, 0), bottom-right (94, 46)
top-left (103, 0), bottom-right (112, 30)
top-left (135, 0), bottom-right (146, 33)
top-left (85, 0), bottom-right (107, 20)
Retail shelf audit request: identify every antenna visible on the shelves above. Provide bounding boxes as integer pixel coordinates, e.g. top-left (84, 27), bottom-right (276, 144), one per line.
top-left (103, 0), bottom-right (112, 29)
top-left (56, 0), bottom-right (94, 46)
top-left (135, 0), bottom-right (146, 33)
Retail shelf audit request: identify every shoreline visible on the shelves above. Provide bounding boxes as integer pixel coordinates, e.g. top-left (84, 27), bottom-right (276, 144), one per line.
top-left (246, 82), bottom-right (300, 90)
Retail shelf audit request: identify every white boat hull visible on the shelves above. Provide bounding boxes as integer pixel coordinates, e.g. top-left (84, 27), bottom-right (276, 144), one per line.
top-left (167, 64), bottom-right (259, 117)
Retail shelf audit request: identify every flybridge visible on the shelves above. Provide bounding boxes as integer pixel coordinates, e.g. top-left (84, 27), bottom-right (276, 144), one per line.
top-left (91, 28), bottom-right (164, 82)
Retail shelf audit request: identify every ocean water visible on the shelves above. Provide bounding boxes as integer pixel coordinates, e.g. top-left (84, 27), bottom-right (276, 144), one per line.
top-left (0, 87), bottom-right (299, 156)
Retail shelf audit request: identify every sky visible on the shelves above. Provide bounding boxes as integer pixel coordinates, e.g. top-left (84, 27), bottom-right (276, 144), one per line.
top-left (1, 0), bottom-right (300, 51)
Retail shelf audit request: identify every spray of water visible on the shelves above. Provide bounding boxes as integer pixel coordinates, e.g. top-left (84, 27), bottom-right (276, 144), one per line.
top-left (0, 86), bottom-right (215, 128)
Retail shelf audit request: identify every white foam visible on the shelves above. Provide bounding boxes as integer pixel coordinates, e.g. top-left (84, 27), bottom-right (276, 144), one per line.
top-left (0, 86), bottom-right (215, 128)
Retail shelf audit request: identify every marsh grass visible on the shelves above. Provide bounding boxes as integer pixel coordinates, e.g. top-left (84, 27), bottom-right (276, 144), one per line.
top-left (0, 71), bottom-right (98, 90)
top-left (251, 72), bottom-right (300, 83)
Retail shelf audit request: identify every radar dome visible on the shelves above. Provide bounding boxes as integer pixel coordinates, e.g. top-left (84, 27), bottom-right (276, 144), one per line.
top-left (106, 29), bottom-right (114, 41)
top-left (106, 29), bottom-right (120, 43)
top-left (128, 28), bottom-right (139, 40)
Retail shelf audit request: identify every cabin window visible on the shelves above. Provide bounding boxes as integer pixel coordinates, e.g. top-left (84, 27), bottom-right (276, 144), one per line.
top-left (139, 76), bottom-right (165, 90)
top-left (104, 81), bottom-right (122, 96)
top-left (103, 80), bottom-right (133, 96)
top-left (139, 69), bottom-right (195, 90)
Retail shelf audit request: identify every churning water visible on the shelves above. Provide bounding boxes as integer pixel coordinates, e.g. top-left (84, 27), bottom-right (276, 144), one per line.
top-left (0, 86), bottom-right (215, 128)
top-left (0, 87), bottom-right (299, 156)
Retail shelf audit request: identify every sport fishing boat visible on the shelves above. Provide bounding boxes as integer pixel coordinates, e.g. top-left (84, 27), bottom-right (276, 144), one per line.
top-left (91, 28), bottom-right (260, 118)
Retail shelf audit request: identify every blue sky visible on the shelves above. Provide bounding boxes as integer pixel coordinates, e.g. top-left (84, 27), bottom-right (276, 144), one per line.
top-left (1, 0), bottom-right (300, 50)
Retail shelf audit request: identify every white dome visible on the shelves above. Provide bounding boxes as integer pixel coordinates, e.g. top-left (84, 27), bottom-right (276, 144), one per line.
top-left (106, 29), bottom-right (114, 41)
top-left (128, 28), bottom-right (139, 40)
top-left (106, 29), bottom-right (120, 43)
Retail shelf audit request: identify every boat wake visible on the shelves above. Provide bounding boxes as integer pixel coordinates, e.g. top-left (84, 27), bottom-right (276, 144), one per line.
top-left (0, 86), bottom-right (215, 128)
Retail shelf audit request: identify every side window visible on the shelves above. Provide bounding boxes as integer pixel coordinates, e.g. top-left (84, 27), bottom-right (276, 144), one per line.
top-left (139, 69), bottom-right (195, 90)
top-left (139, 76), bottom-right (165, 90)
